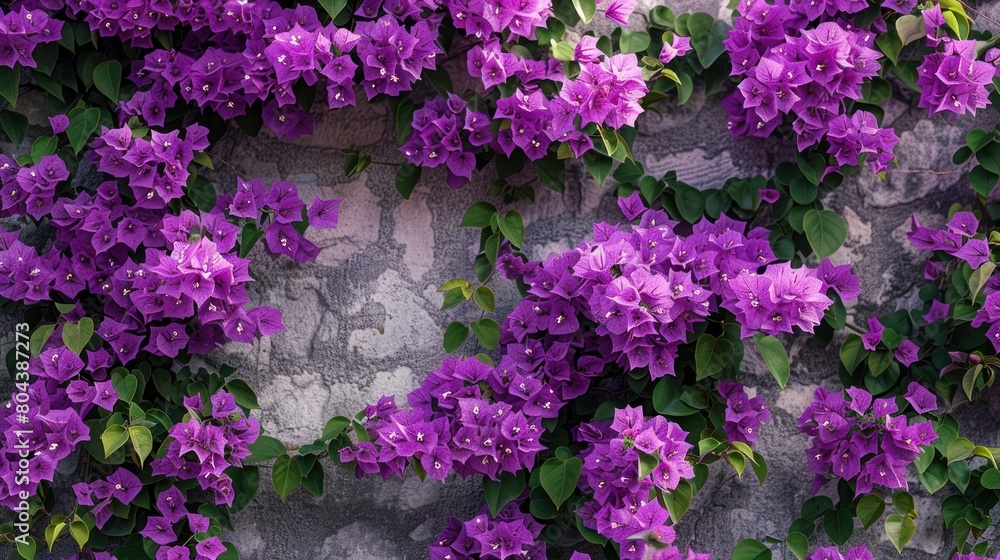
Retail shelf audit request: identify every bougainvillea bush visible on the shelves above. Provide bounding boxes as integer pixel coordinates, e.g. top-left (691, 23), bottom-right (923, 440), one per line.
top-left (2, 0), bottom-right (1000, 558)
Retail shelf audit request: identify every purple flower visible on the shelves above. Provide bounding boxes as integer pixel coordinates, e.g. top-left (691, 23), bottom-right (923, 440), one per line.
top-left (140, 516), bottom-right (177, 545)
top-left (903, 382), bottom-right (937, 414)
top-left (951, 239), bottom-right (991, 270)
top-left (924, 299), bottom-right (950, 323)
top-left (894, 339), bottom-right (920, 367)
top-left (155, 486), bottom-right (187, 523)
top-left (617, 192), bottom-right (646, 221)
top-left (49, 115), bottom-right (70, 134)
top-left (92, 381), bottom-right (118, 411)
top-left (195, 536), bottom-right (227, 560)
top-left (861, 317), bottom-right (884, 351)
top-left (659, 34), bottom-right (692, 64)
top-left (308, 197), bottom-right (342, 229)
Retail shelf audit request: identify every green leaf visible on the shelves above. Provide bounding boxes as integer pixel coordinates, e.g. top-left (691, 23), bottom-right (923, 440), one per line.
top-left (694, 334), bottom-right (734, 380)
top-left (918, 457), bottom-right (949, 494)
top-left (31, 135), bottom-right (58, 162)
top-left (753, 334), bottom-right (789, 389)
top-left (29, 324), bottom-right (56, 358)
top-left (271, 454), bottom-right (301, 501)
top-left (443, 322), bottom-right (469, 353)
top-left (638, 450), bottom-right (659, 479)
top-left (662, 479), bottom-right (693, 523)
top-left (395, 163), bottom-right (421, 199)
top-left (539, 457), bottom-right (582, 508)
top-left (186, 175), bottom-right (217, 213)
top-left (61, 318), bottom-right (94, 355)
top-left (238, 223), bottom-right (264, 257)
top-left (785, 532), bottom-right (808, 560)
top-left (317, 0), bottom-right (348, 19)
top-left (0, 110), bottom-right (28, 146)
top-left (322, 416), bottom-right (351, 441)
top-left (857, 494), bottom-right (886, 529)
top-left (895, 14), bottom-right (925, 45)
top-left (803, 209), bottom-right (848, 259)
top-left (675, 71), bottom-right (694, 105)
top-left (460, 202), bottom-right (497, 228)
top-left (840, 334), bottom-right (868, 373)
top-left (981, 468), bottom-right (1000, 489)
top-left (226, 379), bottom-right (260, 410)
top-left (969, 262), bottom-right (995, 303)
top-left (246, 435), bottom-right (287, 462)
top-left (534, 157), bottom-right (565, 192)
top-left (128, 425), bottom-right (153, 467)
top-left (497, 210), bottom-right (525, 248)
top-left (570, 0), bottom-right (597, 24)
top-left (66, 107), bottom-right (101, 154)
top-left (0, 66), bottom-right (19, 107)
top-left (947, 437), bottom-right (975, 463)
top-left (16, 534), bottom-right (37, 560)
top-left (619, 29), bottom-right (651, 54)
top-left (93, 60), bottom-right (122, 102)
top-left (823, 508), bottom-right (853, 546)
top-left (583, 151), bottom-right (612, 183)
top-left (674, 184), bottom-right (705, 223)
top-left (687, 13), bottom-right (729, 67)
top-left (885, 514), bottom-right (916, 553)
top-left (749, 451), bottom-right (767, 484)
top-left (978, 142), bottom-right (1000, 175)
top-left (471, 318), bottom-right (501, 350)
top-left (473, 286), bottom-right (495, 312)
top-left (868, 350), bottom-right (893, 376)
top-left (893, 491), bottom-right (915, 517)
top-left (101, 424), bottom-right (129, 458)
top-left (483, 471), bottom-right (526, 518)
top-left (970, 165), bottom-right (999, 198)
top-left (732, 539), bottom-right (771, 560)
top-left (301, 460), bottom-right (324, 497)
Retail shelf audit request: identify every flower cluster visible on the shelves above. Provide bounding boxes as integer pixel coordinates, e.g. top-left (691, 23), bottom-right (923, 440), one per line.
top-left (430, 501), bottom-right (544, 560)
top-left (356, 16), bottom-right (440, 99)
top-left (907, 211), bottom-right (998, 350)
top-left (798, 384), bottom-right (938, 495)
top-left (575, 406), bottom-right (704, 560)
top-left (806, 545), bottom-right (873, 560)
top-left (149, 392), bottom-right (259, 507)
top-left (722, 2), bottom-right (904, 171)
top-left (826, 111), bottom-right (899, 174)
top-left (917, 38), bottom-right (994, 117)
top-left (718, 380), bottom-right (770, 444)
top-left (0, 373), bottom-right (93, 507)
top-left (0, 5), bottom-right (63, 68)
top-left (575, 196), bottom-right (852, 375)
top-left (401, 94), bottom-right (493, 188)
top-left (561, 53), bottom-right (647, 129)
top-left (444, 0), bottom-right (551, 40)
top-left (340, 363), bottom-right (547, 481)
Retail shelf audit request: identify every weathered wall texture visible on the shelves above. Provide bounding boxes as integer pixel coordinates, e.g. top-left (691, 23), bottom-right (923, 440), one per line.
top-left (203, 3), bottom-right (1000, 556)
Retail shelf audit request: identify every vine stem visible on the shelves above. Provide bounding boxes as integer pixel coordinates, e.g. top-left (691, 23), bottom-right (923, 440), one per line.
top-left (845, 320), bottom-right (869, 334)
